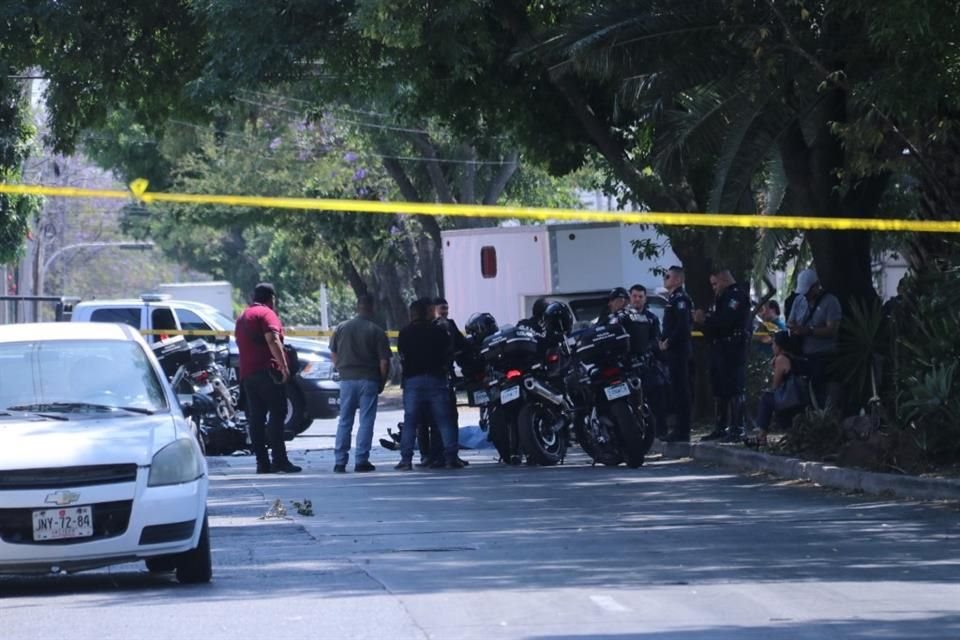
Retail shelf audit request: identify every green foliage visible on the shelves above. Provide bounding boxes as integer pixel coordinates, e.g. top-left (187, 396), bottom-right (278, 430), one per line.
top-left (898, 363), bottom-right (960, 461)
top-left (0, 76), bottom-right (40, 263)
top-left (25, 0), bottom-right (208, 153)
top-left (891, 260), bottom-right (960, 463)
top-left (831, 298), bottom-right (885, 405)
top-left (772, 407), bottom-right (844, 459)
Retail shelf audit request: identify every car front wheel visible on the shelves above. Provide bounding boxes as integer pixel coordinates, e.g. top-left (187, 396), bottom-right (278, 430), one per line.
top-left (279, 385), bottom-right (307, 441)
top-left (175, 513), bottom-right (212, 584)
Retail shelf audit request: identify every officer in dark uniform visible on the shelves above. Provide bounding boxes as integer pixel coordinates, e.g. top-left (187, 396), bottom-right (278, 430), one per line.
top-left (659, 266), bottom-right (693, 442)
top-left (694, 270), bottom-right (752, 442)
top-left (630, 284), bottom-right (669, 437)
top-left (597, 287), bottom-right (652, 360)
top-left (426, 297), bottom-right (470, 467)
top-left (517, 297), bottom-right (549, 335)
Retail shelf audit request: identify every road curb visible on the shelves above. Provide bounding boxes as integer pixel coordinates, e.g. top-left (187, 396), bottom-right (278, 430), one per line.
top-left (652, 440), bottom-right (960, 502)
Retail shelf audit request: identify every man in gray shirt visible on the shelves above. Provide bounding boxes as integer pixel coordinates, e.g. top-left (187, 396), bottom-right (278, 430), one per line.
top-left (330, 294), bottom-right (392, 473)
top-left (787, 268), bottom-right (842, 406)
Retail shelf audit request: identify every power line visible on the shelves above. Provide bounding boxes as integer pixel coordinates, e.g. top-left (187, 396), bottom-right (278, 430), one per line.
top-left (232, 96), bottom-right (432, 135)
top-left (165, 118), bottom-right (516, 166)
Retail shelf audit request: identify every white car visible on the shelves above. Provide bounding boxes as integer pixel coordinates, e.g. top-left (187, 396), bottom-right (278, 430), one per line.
top-left (0, 322), bottom-right (211, 583)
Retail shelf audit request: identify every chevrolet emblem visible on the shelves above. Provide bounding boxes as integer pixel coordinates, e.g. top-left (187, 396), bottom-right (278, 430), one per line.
top-left (44, 490), bottom-right (81, 506)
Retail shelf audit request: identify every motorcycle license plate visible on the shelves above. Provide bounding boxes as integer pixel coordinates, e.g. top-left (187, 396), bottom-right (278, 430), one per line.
top-left (32, 506), bottom-right (93, 541)
top-left (471, 390), bottom-right (490, 406)
top-left (604, 382), bottom-right (630, 401)
top-left (500, 385), bottom-right (521, 404)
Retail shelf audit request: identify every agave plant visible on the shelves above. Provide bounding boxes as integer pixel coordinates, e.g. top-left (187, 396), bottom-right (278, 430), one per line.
top-left (830, 298), bottom-right (885, 407)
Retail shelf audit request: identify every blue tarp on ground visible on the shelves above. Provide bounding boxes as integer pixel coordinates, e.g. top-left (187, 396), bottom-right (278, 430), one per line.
top-left (459, 425), bottom-right (495, 449)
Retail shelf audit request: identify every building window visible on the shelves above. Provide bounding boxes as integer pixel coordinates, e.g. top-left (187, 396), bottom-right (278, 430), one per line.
top-left (480, 246), bottom-right (497, 278)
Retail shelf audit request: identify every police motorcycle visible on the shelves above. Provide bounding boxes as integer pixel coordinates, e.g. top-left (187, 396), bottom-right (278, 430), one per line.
top-left (152, 335), bottom-right (248, 455)
top-left (477, 304), bottom-right (572, 466)
top-left (567, 322), bottom-right (655, 468)
top-left (458, 313), bottom-right (500, 434)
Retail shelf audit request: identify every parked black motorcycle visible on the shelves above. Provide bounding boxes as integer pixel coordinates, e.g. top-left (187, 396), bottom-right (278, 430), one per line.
top-left (152, 336), bottom-right (248, 456)
top-left (569, 323), bottom-right (655, 468)
top-left (479, 322), bottom-right (571, 466)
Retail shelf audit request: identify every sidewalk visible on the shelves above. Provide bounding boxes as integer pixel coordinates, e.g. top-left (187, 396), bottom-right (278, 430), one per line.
top-left (652, 439), bottom-right (960, 502)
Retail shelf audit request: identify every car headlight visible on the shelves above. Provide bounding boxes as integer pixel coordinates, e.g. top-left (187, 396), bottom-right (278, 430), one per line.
top-left (148, 439), bottom-right (205, 487)
top-left (300, 359), bottom-right (335, 380)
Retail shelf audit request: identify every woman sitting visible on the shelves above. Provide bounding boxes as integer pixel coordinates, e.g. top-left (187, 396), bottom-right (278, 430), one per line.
top-left (748, 330), bottom-right (804, 447)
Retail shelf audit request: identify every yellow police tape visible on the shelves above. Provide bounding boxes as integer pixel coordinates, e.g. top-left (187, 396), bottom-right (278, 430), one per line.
top-left (139, 328), bottom-right (399, 338)
top-left (141, 328), bottom-right (739, 340)
top-left (0, 179), bottom-right (958, 232)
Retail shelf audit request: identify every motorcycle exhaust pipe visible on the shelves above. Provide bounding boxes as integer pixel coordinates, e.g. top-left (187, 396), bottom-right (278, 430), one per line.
top-left (522, 377), bottom-right (565, 407)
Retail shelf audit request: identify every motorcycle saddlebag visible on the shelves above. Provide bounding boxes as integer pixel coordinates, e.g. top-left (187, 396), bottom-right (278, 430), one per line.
top-left (188, 339), bottom-right (216, 368)
top-left (151, 335), bottom-right (192, 378)
top-left (574, 324), bottom-right (631, 365)
top-left (480, 325), bottom-right (540, 371)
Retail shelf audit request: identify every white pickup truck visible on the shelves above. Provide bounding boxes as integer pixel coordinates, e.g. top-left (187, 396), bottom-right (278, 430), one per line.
top-left (70, 294), bottom-right (340, 435)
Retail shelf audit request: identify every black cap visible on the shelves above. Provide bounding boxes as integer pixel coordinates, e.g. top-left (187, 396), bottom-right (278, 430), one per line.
top-left (608, 287), bottom-right (629, 301)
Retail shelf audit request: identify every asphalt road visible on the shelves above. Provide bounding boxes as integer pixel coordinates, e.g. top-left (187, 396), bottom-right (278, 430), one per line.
top-left (2, 407), bottom-right (959, 639)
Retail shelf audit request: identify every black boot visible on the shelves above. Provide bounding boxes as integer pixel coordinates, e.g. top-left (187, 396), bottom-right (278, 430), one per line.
top-left (702, 399), bottom-right (729, 440)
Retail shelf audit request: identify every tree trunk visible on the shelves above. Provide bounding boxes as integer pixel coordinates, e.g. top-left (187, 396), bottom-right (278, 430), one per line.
top-left (779, 89), bottom-right (880, 306)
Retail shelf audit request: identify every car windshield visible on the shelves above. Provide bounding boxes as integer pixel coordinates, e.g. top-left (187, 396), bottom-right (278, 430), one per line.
top-left (0, 340), bottom-right (168, 414)
top-left (209, 311), bottom-right (235, 331)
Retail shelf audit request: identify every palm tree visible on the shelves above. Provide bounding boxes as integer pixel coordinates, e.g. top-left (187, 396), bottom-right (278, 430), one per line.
top-left (526, 0), bottom-right (898, 305)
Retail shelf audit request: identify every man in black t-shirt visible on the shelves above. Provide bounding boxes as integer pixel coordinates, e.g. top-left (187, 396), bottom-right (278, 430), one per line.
top-left (396, 299), bottom-right (461, 470)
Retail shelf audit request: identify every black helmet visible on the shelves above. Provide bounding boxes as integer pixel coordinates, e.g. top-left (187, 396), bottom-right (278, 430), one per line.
top-left (531, 297), bottom-right (549, 320)
top-left (542, 302), bottom-right (573, 336)
top-left (465, 312), bottom-right (499, 340)
top-left (608, 287), bottom-right (629, 301)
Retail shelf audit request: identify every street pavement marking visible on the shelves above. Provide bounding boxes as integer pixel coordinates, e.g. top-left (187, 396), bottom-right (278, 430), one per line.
top-left (590, 595), bottom-right (630, 612)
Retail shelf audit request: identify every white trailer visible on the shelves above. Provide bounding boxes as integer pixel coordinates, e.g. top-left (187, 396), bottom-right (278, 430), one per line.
top-left (441, 223), bottom-right (679, 328)
top-left (157, 281), bottom-right (234, 318)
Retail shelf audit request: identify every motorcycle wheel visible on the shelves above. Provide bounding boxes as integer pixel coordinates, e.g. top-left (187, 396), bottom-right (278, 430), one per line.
top-left (488, 406), bottom-right (521, 464)
top-left (574, 411), bottom-right (623, 466)
top-left (638, 402), bottom-right (656, 457)
top-left (517, 403), bottom-right (566, 466)
top-left (610, 400), bottom-right (647, 468)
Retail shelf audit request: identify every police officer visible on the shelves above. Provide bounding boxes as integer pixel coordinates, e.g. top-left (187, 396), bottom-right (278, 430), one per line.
top-left (431, 297), bottom-right (470, 467)
top-left (517, 297), bottom-right (549, 335)
top-left (598, 287), bottom-right (634, 325)
top-left (694, 269), bottom-right (752, 442)
top-left (630, 284), bottom-right (669, 438)
top-left (598, 287), bottom-right (652, 357)
top-left (628, 284), bottom-right (662, 354)
top-left (659, 266), bottom-right (693, 442)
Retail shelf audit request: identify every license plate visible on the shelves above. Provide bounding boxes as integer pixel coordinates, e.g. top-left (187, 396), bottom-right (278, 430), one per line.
top-left (329, 396), bottom-right (340, 406)
top-left (500, 385), bottom-right (521, 404)
top-left (471, 390), bottom-right (490, 406)
top-left (604, 382), bottom-right (631, 401)
top-left (32, 506), bottom-right (94, 541)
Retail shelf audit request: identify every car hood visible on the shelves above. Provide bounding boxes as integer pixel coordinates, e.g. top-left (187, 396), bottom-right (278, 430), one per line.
top-left (0, 413), bottom-right (182, 470)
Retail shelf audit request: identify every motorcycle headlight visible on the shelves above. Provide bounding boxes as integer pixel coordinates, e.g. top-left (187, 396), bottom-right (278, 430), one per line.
top-left (148, 439), bottom-right (205, 487)
top-left (300, 359), bottom-right (334, 380)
